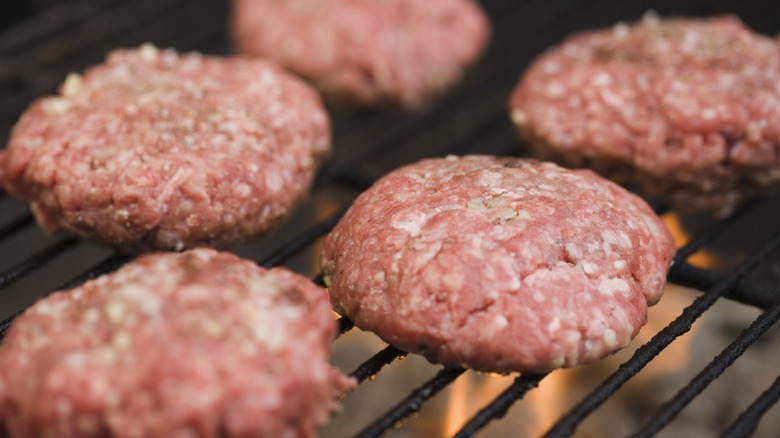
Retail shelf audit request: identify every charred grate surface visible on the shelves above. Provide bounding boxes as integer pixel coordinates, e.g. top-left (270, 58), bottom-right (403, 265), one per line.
top-left (0, 0), bottom-right (779, 437)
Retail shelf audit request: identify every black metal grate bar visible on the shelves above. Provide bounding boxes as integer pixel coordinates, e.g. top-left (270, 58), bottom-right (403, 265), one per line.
top-left (721, 375), bottom-right (780, 438)
top-left (55, 251), bottom-right (133, 291)
top-left (337, 317), bottom-right (355, 337)
top-left (0, 251), bottom-right (132, 339)
top-left (0, 214), bottom-right (34, 243)
top-left (542, 230), bottom-right (780, 438)
top-left (669, 263), bottom-right (780, 310)
top-left (259, 204), bottom-right (350, 269)
top-left (0, 237), bottom-right (78, 289)
top-left (0, 310), bottom-right (22, 342)
top-left (355, 366), bottom-right (467, 438)
top-left (630, 299), bottom-right (780, 438)
top-left (350, 346), bottom-right (409, 385)
top-left (0, 0), bottom-right (105, 52)
top-left (453, 373), bottom-right (548, 438)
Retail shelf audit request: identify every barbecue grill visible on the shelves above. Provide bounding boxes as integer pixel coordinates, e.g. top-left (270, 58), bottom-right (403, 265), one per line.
top-left (1, 0), bottom-right (780, 436)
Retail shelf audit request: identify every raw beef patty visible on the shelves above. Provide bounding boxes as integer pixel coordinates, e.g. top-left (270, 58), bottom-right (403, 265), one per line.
top-left (510, 14), bottom-right (780, 215)
top-left (0, 44), bottom-right (331, 252)
top-left (231, 0), bottom-right (491, 109)
top-left (0, 248), bottom-right (354, 437)
top-left (321, 155), bottom-right (675, 373)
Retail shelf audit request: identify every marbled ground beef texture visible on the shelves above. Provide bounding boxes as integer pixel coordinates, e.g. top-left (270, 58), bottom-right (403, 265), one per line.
top-left (322, 155), bottom-right (675, 373)
top-left (0, 44), bottom-right (331, 252)
top-left (510, 15), bottom-right (780, 215)
top-left (231, 0), bottom-right (490, 109)
top-left (0, 249), bottom-right (354, 437)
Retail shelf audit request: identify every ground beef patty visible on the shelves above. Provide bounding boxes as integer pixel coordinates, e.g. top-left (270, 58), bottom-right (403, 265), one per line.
top-left (0, 44), bottom-right (331, 252)
top-left (231, 0), bottom-right (491, 109)
top-left (0, 249), bottom-right (354, 438)
top-left (509, 14), bottom-right (780, 216)
top-left (321, 155), bottom-right (675, 373)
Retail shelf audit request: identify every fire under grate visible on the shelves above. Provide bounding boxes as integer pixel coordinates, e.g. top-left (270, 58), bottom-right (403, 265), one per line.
top-left (1, 0), bottom-right (780, 437)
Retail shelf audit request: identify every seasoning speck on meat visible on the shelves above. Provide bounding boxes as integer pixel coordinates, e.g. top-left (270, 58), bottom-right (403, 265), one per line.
top-left (0, 248), bottom-right (354, 438)
top-left (0, 44), bottom-right (331, 252)
top-left (321, 155), bottom-right (675, 373)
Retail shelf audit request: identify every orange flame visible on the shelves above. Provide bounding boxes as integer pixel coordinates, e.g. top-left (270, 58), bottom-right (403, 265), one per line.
top-left (442, 375), bottom-right (470, 437)
top-left (661, 212), bottom-right (715, 268)
top-left (441, 373), bottom-right (514, 437)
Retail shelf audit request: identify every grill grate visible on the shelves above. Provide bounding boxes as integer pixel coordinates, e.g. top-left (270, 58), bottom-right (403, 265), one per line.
top-left (1, 0), bottom-right (780, 437)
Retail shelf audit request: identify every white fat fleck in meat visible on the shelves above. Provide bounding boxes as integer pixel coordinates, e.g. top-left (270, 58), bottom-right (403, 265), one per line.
top-left (612, 22), bottom-right (629, 39)
top-left (265, 170), bottom-right (283, 194)
top-left (116, 284), bottom-right (163, 316)
top-left (247, 276), bottom-right (281, 296)
top-left (565, 243), bottom-right (583, 260)
top-left (42, 98), bottom-right (70, 114)
top-left (236, 184), bottom-right (252, 198)
top-left (32, 299), bottom-right (69, 316)
top-left (201, 319), bottom-right (226, 337)
top-left (219, 121), bottom-right (241, 135)
top-left (442, 272), bottom-right (464, 291)
top-left (602, 328), bottom-right (617, 348)
top-left (159, 168), bottom-right (192, 207)
top-left (597, 278), bottom-right (632, 298)
top-left (62, 73), bottom-right (83, 98)
top-left (64, 352), bottom-right (88, 370)
top-left (495, 208), bottom-right (518, 221)
top-left (541, 60), bottom-right (562, 74)
top-left (547, 317), bottom-right (562, 334)
top-left (592, 72), bottom-right (613, 86)
top-left (485, 314), bottom-right (509, 335)
top-left (701, 108), bottom-right (717, 120)
top-left (82, 308), bottom-right (101, 324)
top-left (105, 301), bottom-right (125, 324)
top-left (390, 210), bottom-right (426, 236)
top-left (545, 81), bottom-right (566, 98)
top-left (617, 232), bottom-right (632, 248)
top-left (467, 198), bottom-right (487, 210)
top-left (581, 261), bottom-right (600, 276)
top-left (112, 331), bottom-right (132, 351)
top-left (516, 210), bottom-right (532, 220)
top-left (601, 230), bottom-right (619, 245)
top-left (56, 399), bottom-right (73, 416)
top-left (600, 89), bottom-right (625, 107)
top-left (562, 332), bottom-right (582, 366)
top-left (435, 204), bottom-right (464, 213)
top-left (511, 109), bottom-right (528, 126)
top-left (478, 170), bottom-right (504, 187)
top-left (138, 43), bottom-right (159, 61)
top-left (585, 240), bottom-right (601, 254)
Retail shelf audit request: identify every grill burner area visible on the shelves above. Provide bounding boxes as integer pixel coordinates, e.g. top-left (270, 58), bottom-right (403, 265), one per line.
top-left (1, 0), bottom-right (780, 437)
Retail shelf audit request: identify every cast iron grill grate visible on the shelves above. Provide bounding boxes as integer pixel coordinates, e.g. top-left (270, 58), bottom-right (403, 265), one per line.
top-left (1, 0), bottom-right (779, 436)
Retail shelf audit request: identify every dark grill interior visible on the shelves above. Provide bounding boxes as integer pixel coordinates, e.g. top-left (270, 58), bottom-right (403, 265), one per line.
top-left (1, 0), bottom-right (780, 436)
